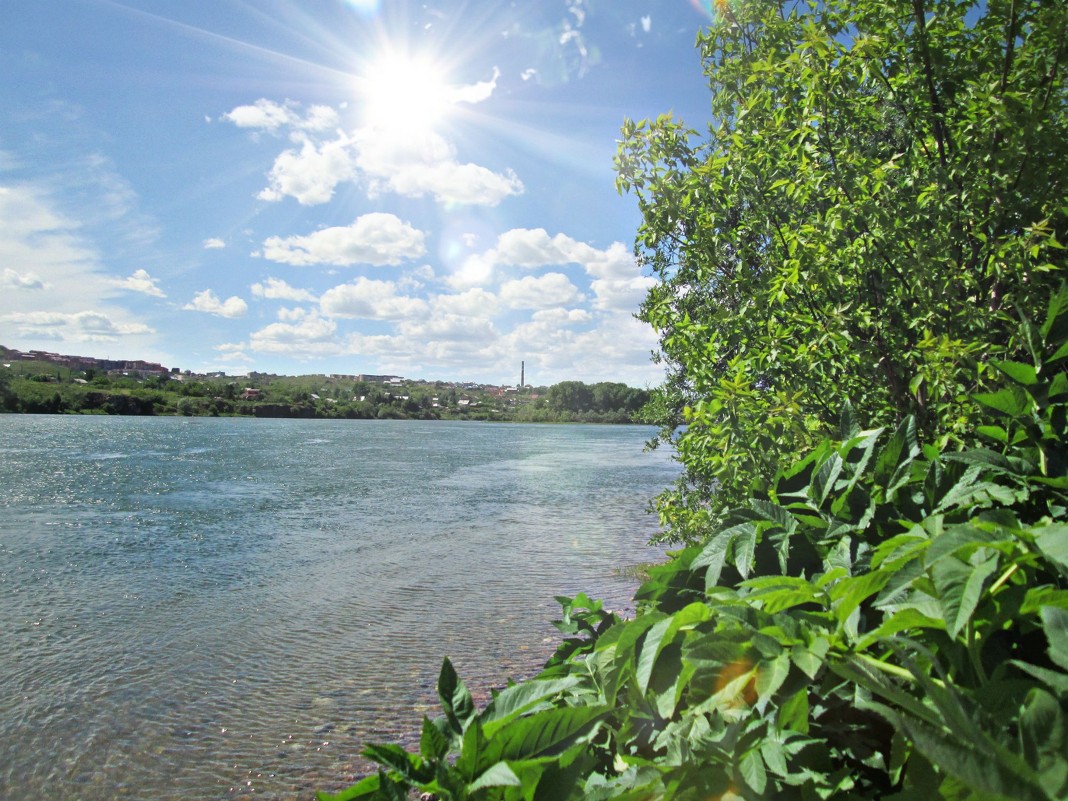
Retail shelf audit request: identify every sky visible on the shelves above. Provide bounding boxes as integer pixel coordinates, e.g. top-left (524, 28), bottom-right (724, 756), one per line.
top-left (1, 0), bottom-right (715, 387)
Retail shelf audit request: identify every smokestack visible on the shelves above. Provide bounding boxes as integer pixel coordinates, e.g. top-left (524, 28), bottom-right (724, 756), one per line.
top-left (520, 361), bottom-right (524, 388)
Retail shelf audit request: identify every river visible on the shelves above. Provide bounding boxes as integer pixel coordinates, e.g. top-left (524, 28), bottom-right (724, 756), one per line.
top-left (0, 415), bottom-right (678, 800)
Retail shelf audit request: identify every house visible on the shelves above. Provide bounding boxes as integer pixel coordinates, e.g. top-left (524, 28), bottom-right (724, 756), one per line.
top-left (242, 388), bottom-right (262, 400)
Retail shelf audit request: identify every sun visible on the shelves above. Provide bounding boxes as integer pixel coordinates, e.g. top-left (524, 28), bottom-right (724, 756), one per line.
top-left (361, 51), bottom-right (451, 133)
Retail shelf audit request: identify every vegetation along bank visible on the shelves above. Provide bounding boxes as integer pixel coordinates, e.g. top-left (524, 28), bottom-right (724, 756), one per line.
top-left (0, 350), bottom-right (650, 424)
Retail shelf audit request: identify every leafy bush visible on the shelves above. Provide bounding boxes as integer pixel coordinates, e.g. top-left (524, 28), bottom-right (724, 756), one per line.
top-left (319, 294), bottom-right (1067, 800)
top-left (620, 0), bottom-right (1068, 537)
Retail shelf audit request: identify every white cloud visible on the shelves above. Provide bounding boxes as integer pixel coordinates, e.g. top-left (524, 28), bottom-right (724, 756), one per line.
top-left (250, 277), bottom-right (317, 302)
top-left (397, 313), bottom-right (498, 344)
top-left (203, 237), bottom-right (226, 249)
top-left (277, 306), bottom-right (308, 322)
top-left (261, 214), bottom-right (426, 267)
top-left (2, 268), bottom-right (46, 290)
top-left (531, 307), bottom-right (593, 325)
top-left (223, 101), bottom-right (523, 208)
top-left (320, 277), bottom-right (429, 320)
top-left (380, 158), bottom-right (524, 207)
top-left (431, 288), bottom-right (499, 318)
top-left (448, 228), bottom-right (638, 289)
top-left (257, 134), bottom-right (357, 206)
top-left (0, 183), bottom-right (157, 347)
top-left (2, 310), bottom-right (154, 341)
top-left (499, 273), bottom-right (582, 309)
top-left (448, 67), bottom-right (501, 104)
top-left (183, 289), bottom-right (248, 318)
top-left (248, 313), bottom-right (340, 355)
top-left (590, 275), bottom-right (655, 311)
top-left (111, 269), bottom-right (166, 298)
top-left (222, 99), bottom-right (340, 133)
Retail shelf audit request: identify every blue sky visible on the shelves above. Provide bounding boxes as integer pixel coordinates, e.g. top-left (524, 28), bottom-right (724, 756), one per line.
top-left (1, 0), bottom-right (714, 386)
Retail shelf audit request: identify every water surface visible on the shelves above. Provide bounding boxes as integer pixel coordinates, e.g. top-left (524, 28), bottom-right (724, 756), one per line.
top-left (0, 416), bottom-right (677, 800)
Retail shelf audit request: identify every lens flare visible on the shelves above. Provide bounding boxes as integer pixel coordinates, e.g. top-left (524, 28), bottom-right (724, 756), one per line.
top-left (689, 0), bottom-right (715, 18)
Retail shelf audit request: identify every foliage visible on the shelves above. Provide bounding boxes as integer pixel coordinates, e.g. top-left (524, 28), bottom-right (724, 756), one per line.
top-left (318, 290), bottom-right (1068, 801)
top-left (617, 0), bottom-right (1068, 539)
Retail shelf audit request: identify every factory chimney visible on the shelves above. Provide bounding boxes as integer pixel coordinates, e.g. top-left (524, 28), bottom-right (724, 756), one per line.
top-left (520, 361), bottom-right (525, 388)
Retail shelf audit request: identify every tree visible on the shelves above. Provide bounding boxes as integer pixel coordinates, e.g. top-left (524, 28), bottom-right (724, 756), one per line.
top-left (547, 381), bottom-right (594, 414)
top-left (617, 0), bottom-right (1068, 541)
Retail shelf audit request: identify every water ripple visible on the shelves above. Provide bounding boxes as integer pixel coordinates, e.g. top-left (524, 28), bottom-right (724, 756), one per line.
top-left (0, 416), bottom-right (678, 800)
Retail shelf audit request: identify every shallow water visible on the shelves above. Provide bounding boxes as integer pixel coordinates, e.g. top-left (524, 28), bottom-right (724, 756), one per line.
top-left (0, 415), bottom-right (678, 800)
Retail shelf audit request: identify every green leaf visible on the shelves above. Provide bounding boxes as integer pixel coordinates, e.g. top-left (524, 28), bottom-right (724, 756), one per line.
top-left (469, 761), bottom-right (522, 791)
top-left (1042, 606), bottom-right (1068, 671)
top-left (791, 637), bottom-right (829, 680)
top-left (809, 453), bottom-right (844, 508)
top-left (856, 607), bottom-right (946, 650)
top-left (1034, 523), bottom-right (1068, 571)
top-left (750, 498), bottom-right (797, 534)
top-left (636, 602), bottom-right (709, 693)
top-left (873, 417), bottom-right (920, 496)
top-left (482, 676), bottom-right (583, 731)
top-left (887, 708), bottom-right (1050, 801)
top-left (438, 657), bottom-right (476, 737)
top-left (1011, 660), bottom-right (1068, 696)
top-left (1018, 688), bottom-right (1066, 795)
top-left (316, 773), bottom-right (381, 801)
top-left (739, 747), bottom-right (767, 794)
top-left (992, 359), bottom-right (1038, 386)
top-left (419, 717), bottom-right (449, 762)
top-left (480, 705), bottom-right (608, 767)
top-left (973, 386), bottom-right (1032, 418)
top-left (830, 570), bottom-right (894, 633)
top-left (930, 555), bottom-right (999, 639)
top-left (777, 688), bottom-right (809, 734)
top-left (361, 743), bottom-right (424, 782)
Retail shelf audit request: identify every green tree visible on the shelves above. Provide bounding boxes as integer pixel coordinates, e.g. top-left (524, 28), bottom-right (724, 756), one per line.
top-left (547, 381), bottom-right (594, 414)
top-left (617, 0), bottom-right (1068, 541)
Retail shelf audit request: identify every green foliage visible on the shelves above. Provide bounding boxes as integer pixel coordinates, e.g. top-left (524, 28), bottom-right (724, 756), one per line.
top-left (320, 291), bottom-right (1068, 801)
top-left (618, 0), bottom-right (1068, 539)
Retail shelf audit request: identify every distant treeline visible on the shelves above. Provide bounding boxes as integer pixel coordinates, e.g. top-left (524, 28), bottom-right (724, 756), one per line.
top-left (0, 363), bottom-right (650, 424)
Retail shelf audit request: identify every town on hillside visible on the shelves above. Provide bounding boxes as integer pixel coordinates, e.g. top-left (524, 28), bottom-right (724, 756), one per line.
top-left (0, 345), bottom-right (652, 424)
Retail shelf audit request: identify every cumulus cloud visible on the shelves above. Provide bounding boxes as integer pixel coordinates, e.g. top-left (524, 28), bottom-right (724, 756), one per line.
top-left (397, 313), bottom-right (498, 344)
top-left (2, 268), bottom-right (46, 290)
top-left (257, 134), bottom-right (358, 206)
top-left (183, 289), bottom-right (248, 318)
top-left (431, 287), bottom-right (499, 318)
top-left (320, 277), bottom-right (429, 320)
top-left (250, 277), bottom-right (317, 302)
top-left (590, 275), bottom-right (655, 311)
top-left (221, 99), bottom-right (340, 133)
top-left (261, 214), bottom-right (426, 267)
top-left (531, 307), bottom-right (594, 325)
top-left (277, 306), bottom-right (308, 322)
top-left (448, 228), bottom-right (637, 289)
top-left (203, 237), bottom-right (226, 249)
top-left (111, 269), bottom-right (166, 297)
top-left (248, 312), bottom-right (340, 355)
top-left (499, 273), bottom-right (583, 309)
top-left (223, 100), bottom-right (523, 208)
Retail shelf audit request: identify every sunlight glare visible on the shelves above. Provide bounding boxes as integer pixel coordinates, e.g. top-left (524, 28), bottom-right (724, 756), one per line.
top-left (362, 52), bottom-right (450, 133)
